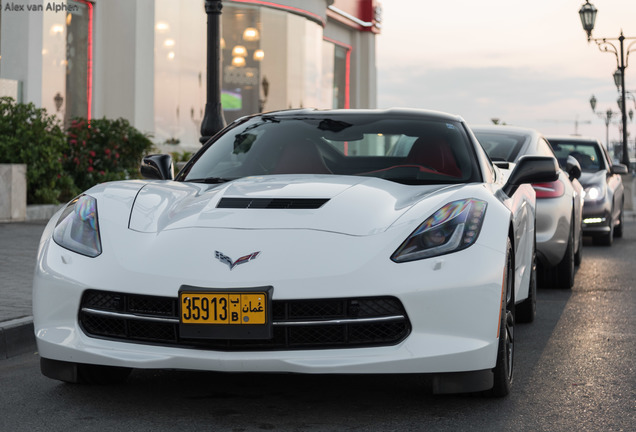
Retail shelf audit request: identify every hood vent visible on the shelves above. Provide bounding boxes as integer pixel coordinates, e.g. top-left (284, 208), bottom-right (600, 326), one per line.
top-left (217, 197), bottom-right (329, 209)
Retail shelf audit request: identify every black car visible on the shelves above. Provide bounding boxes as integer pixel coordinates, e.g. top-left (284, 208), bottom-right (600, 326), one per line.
top-left (547, 136), bottom-right (627, 246)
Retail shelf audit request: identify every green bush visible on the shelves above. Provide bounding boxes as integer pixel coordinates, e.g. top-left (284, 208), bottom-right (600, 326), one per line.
top-left (0, 96), bottom-right (76, 204)
top-left (63, 117), bottom-right (155, 192)
top-left (170, 150), bottom-right (193, 163)
top-left (0, 98), bottom-right (156, 203)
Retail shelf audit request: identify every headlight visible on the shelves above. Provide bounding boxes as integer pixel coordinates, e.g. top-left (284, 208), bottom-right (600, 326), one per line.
top-left (391, 199), bottom-right (487, 262)
top-left (53, 195), bottom-right (102, 257)
top-left (584, 185), bottom-right (603, 201)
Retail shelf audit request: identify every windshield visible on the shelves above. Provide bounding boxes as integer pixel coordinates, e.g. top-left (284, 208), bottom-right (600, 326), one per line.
top-left (179, 114), bottom-right (481, 185)
top-left (548, 140), bottom-right (606, 173)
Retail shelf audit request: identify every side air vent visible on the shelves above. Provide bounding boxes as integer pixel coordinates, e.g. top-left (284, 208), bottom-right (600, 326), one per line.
top-left (217, 198), bottom-right (329, 209)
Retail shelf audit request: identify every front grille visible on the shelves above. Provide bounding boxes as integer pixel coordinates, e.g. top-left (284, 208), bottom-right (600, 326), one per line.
top-left (79, 289), bottom-right (411, 351)
top-left (216, 197), bottom-right (329, 209)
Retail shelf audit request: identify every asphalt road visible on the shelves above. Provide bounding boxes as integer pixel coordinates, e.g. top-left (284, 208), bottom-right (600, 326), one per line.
top-left (1, 223), bottom-right (634, 432)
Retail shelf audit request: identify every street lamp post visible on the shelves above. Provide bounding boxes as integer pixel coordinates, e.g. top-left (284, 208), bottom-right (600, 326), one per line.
top-left (200, 0), bottom-right (227, 145)
top-left (590, 94), bottom-right (616, 149)
top-left (579, 0), bottom-right (636, 169)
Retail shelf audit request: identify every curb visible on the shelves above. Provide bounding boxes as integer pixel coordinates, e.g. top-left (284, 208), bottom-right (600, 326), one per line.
top-left (0, 204), bottom-right (63, 224)
top-left (0, 317), bottom-right (35, 359)
top-left (27, 204), bottom-right (64, 221)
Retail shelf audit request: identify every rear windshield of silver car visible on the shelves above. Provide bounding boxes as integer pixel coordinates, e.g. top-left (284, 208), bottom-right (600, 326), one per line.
top-left (473, 131), bottom-right (528, 163)
top-left (181, 115), bottom-right (482, 185)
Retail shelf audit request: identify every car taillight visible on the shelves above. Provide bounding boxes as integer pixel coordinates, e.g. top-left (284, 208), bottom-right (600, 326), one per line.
top-left (532, 180), bottom-right (564, 198)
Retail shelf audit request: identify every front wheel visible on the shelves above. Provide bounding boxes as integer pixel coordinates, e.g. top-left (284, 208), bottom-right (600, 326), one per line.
top-left (553, 222), bottom-right (575, 289)
top-left (517, 234), bottom-right (536, 323)
top-left (574, 223), bottom-right (583, 266)
top-left (614, 203), bottom-right (624, 238)
top-left (485, 238), bottom-right (514, 397)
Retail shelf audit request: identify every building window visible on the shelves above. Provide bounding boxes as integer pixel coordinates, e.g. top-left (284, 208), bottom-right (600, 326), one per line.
top-left (154, 0), bottom-right (206, 147)
top-left (221, 4), bottom-right (263, 123)
top-left (222, 3), bottom-right (326, 122)
top-left (40, 0), bottom-right (93, 124)
top-left (323, 38), bottom-right (350, 109)
top-left (65, 0), bottom-right (93, 122)
top-left (333, 44), bottom-right (349, 108)
top-left (153, 1), bottom-right (335, 150)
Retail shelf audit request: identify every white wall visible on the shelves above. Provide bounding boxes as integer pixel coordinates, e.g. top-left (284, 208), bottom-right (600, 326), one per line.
top-left (92, 0), bottom-right (154, 134)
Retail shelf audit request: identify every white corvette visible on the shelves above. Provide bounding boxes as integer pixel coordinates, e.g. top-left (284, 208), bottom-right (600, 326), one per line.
top-left (33, 109), bottom-right (557, 396)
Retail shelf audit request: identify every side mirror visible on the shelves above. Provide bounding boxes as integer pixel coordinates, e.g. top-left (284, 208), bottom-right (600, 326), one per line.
top-left (566, 155), bottom-right (582, 180)
top-left (503, 156), bottom-right (559, 196)
top-left (141, 154), bottom-right (174, 180)
top-left (611, 163), bottom-right (628, 175)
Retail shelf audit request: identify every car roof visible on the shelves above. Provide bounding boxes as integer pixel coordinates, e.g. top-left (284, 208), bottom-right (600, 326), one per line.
top-left (545, 135), bottom-right (602, 145)
top-left (471, 124), bottom-right (543, 139)
top-left (255, 108), bottom-right (465, 123)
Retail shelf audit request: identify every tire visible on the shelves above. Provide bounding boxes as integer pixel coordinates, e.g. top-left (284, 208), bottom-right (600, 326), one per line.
top-left (574, 221), bottom-right (583, 266)
top-left (614, 203), bottom-right (624, 238)
top-left (486, 238), bottom-right (514, 397)
top-left (554, 222), bottom-right (575, 289)
top-left (517, 235), bottom-right (536, 323)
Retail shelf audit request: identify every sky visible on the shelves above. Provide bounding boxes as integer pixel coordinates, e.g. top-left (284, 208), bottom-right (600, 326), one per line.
top-left (376, 0), bottom-right (636, 147)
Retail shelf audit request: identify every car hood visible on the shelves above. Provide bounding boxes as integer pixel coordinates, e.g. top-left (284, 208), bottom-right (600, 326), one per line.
top-left (578, 170), bottom-right (606, 187)
top-left (127, 175), bottom-right (459, 236)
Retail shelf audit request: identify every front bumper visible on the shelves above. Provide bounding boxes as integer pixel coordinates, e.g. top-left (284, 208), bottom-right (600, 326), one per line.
top-left (581, 200), bottom-right (611, 235)
top-left (34, 226), bottom-right (506, 376)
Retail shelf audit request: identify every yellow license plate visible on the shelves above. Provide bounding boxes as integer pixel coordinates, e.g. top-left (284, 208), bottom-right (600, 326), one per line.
top-left (180, 292), bottom-right (267, 325)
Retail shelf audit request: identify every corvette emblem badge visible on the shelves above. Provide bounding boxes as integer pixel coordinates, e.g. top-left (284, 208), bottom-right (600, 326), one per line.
top-left (215, 250), bottom-right (260, 270)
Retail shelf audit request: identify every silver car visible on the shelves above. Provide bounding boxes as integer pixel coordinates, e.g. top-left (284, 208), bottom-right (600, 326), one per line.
top-left (473, 126), bottom-right (584, 294)
top-left (546, 136), bottom-right (626, 246)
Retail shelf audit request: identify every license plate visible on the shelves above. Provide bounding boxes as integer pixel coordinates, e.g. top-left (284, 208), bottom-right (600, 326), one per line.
top-left (178, 286), bottom-right (273, 340)
top-left (180, 292), bottom-right (267, 324)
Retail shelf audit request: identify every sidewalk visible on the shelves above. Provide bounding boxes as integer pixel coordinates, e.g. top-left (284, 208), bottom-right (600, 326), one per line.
top-left (0, 220), bottom-right (47, 358)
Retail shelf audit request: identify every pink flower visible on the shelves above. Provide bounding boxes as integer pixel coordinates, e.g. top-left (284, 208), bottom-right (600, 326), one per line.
top-left (89, 151), bottom-right (96, 157)
top-left (88, 166), bottom-right (94, 172)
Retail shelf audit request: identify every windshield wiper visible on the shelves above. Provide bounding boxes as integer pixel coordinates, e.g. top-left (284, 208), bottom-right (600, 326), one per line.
top-left (186, 177), bottom-right (234, 184)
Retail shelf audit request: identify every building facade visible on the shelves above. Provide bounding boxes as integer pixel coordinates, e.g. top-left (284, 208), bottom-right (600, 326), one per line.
top-left (0, 0), bottom-right (381, 152)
